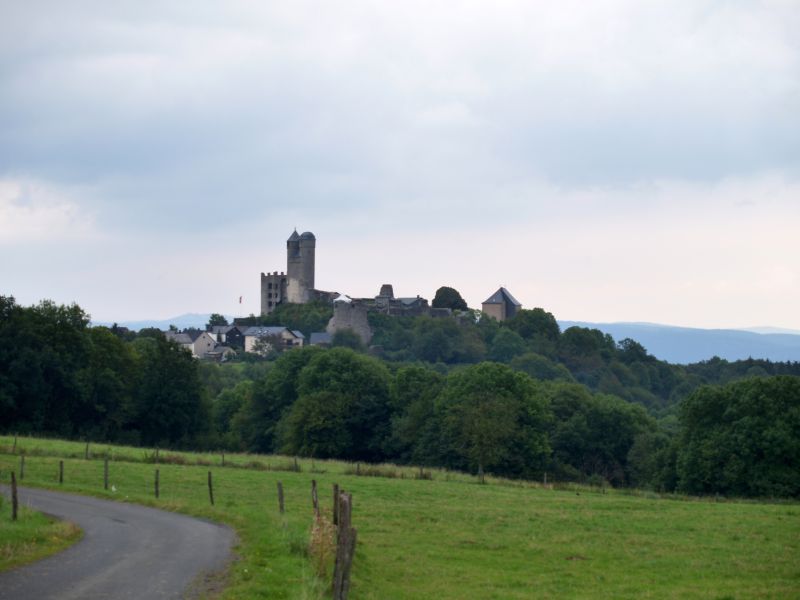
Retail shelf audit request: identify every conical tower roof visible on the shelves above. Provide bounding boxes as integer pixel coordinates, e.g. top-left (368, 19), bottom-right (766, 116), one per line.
top-left (483, 287), bottom-right (521, 306)
top-left (287, 229), bottom-right (300, 242)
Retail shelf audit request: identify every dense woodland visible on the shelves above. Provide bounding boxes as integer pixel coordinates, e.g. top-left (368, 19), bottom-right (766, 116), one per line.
top-left (2, 294), bottom-right (799, 497)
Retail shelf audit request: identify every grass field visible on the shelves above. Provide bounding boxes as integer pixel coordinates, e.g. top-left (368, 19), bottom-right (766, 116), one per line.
top-left (0, 499), bottom-right (82, 572)
top-left (1, 435), bottom-right (798, 599)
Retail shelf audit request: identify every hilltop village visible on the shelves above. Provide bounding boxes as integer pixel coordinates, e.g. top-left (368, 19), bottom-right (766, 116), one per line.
top-left (165, 229), bottom-right (522, 359)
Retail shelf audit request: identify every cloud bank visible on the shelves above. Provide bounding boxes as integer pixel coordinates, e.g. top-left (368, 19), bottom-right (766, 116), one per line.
top-left (1, 1), bottom-right (798, 327)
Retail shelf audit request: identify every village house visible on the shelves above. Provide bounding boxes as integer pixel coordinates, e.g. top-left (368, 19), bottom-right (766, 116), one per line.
top-left (242, 326), bottom-right (305, 354)
top-left (164, 330), bottom-right (219, 359)
top-left (208, 325), bottom-right (245, 350)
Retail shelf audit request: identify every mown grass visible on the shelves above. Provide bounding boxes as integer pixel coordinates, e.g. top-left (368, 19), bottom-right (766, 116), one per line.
top-left (0, 498), bottom-right (82, 572)
top-left (1, 435), bottom-right (799, 599)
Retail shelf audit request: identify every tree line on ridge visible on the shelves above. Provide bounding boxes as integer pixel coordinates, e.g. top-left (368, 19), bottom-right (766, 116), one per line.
top-left (1, 295), bottom-right (798, 497)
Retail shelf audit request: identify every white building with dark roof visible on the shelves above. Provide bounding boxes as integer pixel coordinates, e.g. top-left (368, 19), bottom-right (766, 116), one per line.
top-left (164, 330), bottom-right (218, 359)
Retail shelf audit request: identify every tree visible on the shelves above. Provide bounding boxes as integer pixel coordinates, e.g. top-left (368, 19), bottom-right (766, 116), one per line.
top-left (676, 376), bottom-right (800, 497)
top-left (559, 327), bottom-right (615, 362)
top-left (510, 352), bottom-right (575, 382)
top-left (626, 430), bottom-right (677, 491)
top-left (544, 382), bottom-right (654, 485)
top-left (212, 380), bottom-right (254, 449)
top-left (438, 363), bottom-right (550, 481)
top-left (387, 365), bottom-right (445, 463)
top-left (74, 327), bottom-right (136, 440)
top-left (432, 286), bottom-right (468, 311)
top-left (557, 327), bottom-right (617, 387)
top-left (251, 334), bottom-right (284, 358)
top-left (290, 348), bottom-right (393, 461)
top-left (413, 316), bottom-right (486, 364)
top-left (488, 328), bottom-right (527, 362)
top-left (208, 313), bottom-right (229, 328)
top-left (617, 338), bottom-right (651, 364)
top-left (368, 313), bottom-right (416, 361)
top-left (331, 329), bottom-right (366, 352)
top-left (128, 336), bottom-right (209, 447)
top-left (0, 297), bottom-right (91, 436)
top-left (507, 308), bottom-right (560, 341)
top-left (137, 327), bottom-right (165, 340)
top-left (278, 391), bottom-right (352, 458)
top-left (247, 346), bottom-right (324, 451)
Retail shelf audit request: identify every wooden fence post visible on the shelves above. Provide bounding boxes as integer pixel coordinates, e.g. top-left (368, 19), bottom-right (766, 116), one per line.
top-left (208, 471), bottom-right (215, 506)
top-left (19, 455), bottom-right (24, 481)
top-left (84, 441), bottom-right (89, 460)
top-left (155, 447), bottom-right (159, 464)
top-left (104, 456), bottom-right (109, 490)
top-left (59, 460), bottom-right (64, 484)
top-left (12, 433), bottom-right (17, 454)
top-left (277, 481), bottom-right (285, 514)
top-left (11, 471), bottom-right (18, 521)
top-left (221, 453), bottom-right (225, 467)
top-left (332, 483), bottom-right (340, 526)
top-left (332, 492), bottom-right (357, 600)
top-left (155, 469), bottom-right (160, 499)
top-left (293, 457), bottom-right (299, 472)
top-left (311, 479), bottom-right (319, 517)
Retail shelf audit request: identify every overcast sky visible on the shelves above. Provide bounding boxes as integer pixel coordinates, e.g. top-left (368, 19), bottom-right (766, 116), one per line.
top-left (1, 1), bottom-right (798, 329)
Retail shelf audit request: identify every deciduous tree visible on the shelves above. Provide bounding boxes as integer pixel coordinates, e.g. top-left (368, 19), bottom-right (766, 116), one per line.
top-left (677, 376), bottom-right (800, 497)
top-left (439, 363), bottom-right (550, 481)
top-left (432, 286), bottom-right (468, 311)
top-left (208, 313), bottom-right (229, 328)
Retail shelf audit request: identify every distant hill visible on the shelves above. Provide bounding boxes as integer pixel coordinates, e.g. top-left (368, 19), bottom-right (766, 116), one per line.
top-left (93, 313), bottom-right (235, 331)
top-left (558, 321), bottom-right (800, 364)
top-left (740, 326), bottom-right (800, 335)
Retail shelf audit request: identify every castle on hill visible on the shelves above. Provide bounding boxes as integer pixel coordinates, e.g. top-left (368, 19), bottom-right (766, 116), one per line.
top-left (260, 229), bottom-right (522, 343)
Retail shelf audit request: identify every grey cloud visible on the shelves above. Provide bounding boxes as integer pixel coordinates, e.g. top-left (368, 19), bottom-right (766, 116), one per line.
top-left (0, 1), bottom-right (798, 235)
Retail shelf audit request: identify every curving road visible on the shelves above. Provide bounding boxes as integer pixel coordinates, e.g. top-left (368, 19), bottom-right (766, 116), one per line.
top-left (0, 486), bottom-right (235, 599)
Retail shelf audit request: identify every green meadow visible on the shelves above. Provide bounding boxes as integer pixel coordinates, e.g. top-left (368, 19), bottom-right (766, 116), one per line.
top-left (1, 435), bottom-right (798, 599)
top-left (0, 500), bottom-right (81, 572)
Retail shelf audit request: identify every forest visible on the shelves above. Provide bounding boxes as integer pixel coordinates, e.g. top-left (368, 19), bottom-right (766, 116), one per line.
top-left (2, 294), bottom-right (798, 498)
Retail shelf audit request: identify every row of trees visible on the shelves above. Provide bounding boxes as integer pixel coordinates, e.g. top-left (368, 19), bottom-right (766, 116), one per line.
top-left (2, 295), bottom-right (798, 496)
top-left (215, 347), bottom-right (656, 486)
top-left (210, 346), bottom-right (800, 496)
top-left (367, 307), bottom-right (800, 415)
top-left (217, 292), bottom-right (800, 418)
top-left (0, 296), bottom-right (209, 447)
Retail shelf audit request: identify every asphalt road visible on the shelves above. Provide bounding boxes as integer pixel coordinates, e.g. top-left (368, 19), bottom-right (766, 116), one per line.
top-left (0, 486), bottom-right (235, 599)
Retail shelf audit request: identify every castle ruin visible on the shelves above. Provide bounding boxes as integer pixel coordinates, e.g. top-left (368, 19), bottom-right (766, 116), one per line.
top-left (259, 229), bottom-right (521, 345)
top-left (261, 230), bottom-right (319, 315)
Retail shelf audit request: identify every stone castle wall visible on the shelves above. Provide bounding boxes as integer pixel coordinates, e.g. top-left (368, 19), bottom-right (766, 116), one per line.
top-left (326, 302), bottom-right (373, 345)
top-left (261, 271), bottom-right (287, 315)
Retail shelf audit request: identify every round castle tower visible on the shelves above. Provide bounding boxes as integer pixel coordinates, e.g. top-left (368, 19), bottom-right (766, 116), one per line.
top-left (286, 230), bottom-right (316, 304)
